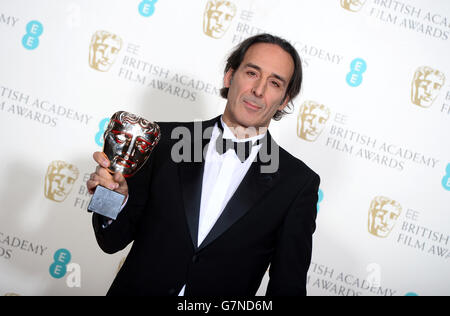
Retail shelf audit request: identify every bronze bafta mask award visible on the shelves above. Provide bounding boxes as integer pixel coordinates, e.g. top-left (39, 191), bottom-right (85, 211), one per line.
top-left (88, 111), bottom-right (161, 219)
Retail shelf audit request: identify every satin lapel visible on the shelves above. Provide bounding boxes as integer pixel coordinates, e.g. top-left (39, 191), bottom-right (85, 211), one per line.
top-left (197, 131), bottom-right (280, 252)
top-left (178, 116), bottom-right (220, 250)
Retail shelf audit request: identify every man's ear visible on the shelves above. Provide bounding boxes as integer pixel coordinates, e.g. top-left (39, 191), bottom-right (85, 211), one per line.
top-left (224, 69), bottom-right (234, 88)
top-left (277, 95), bottom-right (291, 111)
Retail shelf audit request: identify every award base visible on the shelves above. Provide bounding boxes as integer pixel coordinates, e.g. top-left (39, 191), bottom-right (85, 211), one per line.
top-left (87, 185), bottom-right (125, 220)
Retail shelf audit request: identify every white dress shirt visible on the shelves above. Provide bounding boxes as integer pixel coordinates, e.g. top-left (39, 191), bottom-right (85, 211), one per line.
top-left (178, 117), bottom-right (265, 295)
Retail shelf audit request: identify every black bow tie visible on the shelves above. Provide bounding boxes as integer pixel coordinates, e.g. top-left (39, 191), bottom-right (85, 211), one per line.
top-left (215, 120), bottom-right (259, 163)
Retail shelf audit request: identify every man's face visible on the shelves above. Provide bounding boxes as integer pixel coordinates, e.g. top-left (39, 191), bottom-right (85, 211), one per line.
top-left (368, 202), bottom-right (401, 238)
top-left (204, 1), bottom-right (236, 39)
top-left (103, 118), bottom-right (157, 177)
top-left (341, 0), bottom-right (366, 11)
top-left (298, 105), bottom-right (329, 142)
top-left (45, 165), bottom-right (78, 202)
top-left (223, 43), bottom-right (294, 129)
top-left (412, 72), bottom-right (445, 108)
top-left (90, 37), bottom-right (121, 72)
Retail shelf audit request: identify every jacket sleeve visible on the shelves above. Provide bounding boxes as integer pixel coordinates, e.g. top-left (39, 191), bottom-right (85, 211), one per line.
top-left (266, 171), bottom-right (320, 296)
top-left (92, 143), bottom-right (158, 254)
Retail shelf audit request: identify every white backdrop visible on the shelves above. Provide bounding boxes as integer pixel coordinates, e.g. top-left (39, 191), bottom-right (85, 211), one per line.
top-left (0, 0), bottom-right (449, 296)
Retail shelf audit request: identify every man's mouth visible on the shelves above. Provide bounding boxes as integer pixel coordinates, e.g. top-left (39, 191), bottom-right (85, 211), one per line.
top-left (243, 99), bottom-right (263, 111)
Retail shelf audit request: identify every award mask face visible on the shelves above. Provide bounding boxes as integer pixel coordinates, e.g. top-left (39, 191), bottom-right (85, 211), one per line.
top-left (89, 30), bottom-right (123, 72)
top-left (103, 111), bottom-right (161, 177)
top-left (297, 101), bottom-right (330, 142)
top-left (340, 0), bottom-right (367, 12)
top-left (368, 196), bottom-right (402, 238)
top-left (203, 0), bottom-right (237, 39)
top-left (411, 66), bottom-right (446, 108)
top-left (45, 161), bottom-right (79, 202)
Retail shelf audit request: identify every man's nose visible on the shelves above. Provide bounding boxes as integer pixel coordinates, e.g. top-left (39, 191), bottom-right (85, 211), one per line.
top-left (252, 79), bottom-right (265, 97)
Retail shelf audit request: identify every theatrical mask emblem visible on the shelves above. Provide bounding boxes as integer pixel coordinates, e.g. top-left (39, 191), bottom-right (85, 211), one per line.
top-left (340, 0), bottom-right (367, 12)
top-left (297, 101), bottom-right (330, 142)
top-left (103, 111), bottom-right (161, 178)
top-left (45, 161), bottom-right (79, 202)
top-left (411, 66), bottom-right (446, 108)
top-left (368, 196), bottom-right (402, 238)
top-left (203, 0), bottom-right (237, 39)
top-left (89, 30), bottom-right (123, 72)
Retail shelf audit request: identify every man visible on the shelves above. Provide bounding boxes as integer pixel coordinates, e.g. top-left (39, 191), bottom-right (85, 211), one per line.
top-left (87, 34), bottom-right (320, 296)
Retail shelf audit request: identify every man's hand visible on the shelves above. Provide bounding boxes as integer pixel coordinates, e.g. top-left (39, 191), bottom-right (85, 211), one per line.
top-left (86, 152), bottom-right (129, 200)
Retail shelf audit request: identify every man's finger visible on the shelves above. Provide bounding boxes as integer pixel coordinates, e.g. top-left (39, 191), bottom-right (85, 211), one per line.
top-left (96, 166), bottom-right (113, 180)
top-left (113, 172), bottom-right (126, 185)
top-left (86, 180), bottom-right (98, 194)
top-left (93, 152), bottom-right (110, 168)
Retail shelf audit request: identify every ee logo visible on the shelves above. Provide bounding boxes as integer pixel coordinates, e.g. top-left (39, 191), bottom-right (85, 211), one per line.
top-left (317, 189), bottom-right (324, 212)
top-left (442, 163), bottom-right (450, 191)
top-left (49, 249), bottom-right (81, 288)
top-left (22, 20), bottom-right (43, 50)
top-left (139, 0), bottom-right (158, 17)
top-left (95, 118), bottom-right (110, 147)
top-left (346, 58), bottom-right (367, 87)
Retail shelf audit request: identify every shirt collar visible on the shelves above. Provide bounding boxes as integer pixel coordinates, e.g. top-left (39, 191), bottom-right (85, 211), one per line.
top-left (220, 116), bottom-right (267, 144)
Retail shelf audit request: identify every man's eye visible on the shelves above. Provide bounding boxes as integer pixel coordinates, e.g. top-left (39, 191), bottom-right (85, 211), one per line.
top-left (271, 81), bottom-right (280, 88)
top-left (247, 71), bottom-right (256, 77)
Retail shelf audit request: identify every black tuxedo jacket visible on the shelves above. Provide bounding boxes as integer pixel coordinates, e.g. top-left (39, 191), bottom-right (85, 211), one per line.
top-left (92, 116), bottom-right (320, 296)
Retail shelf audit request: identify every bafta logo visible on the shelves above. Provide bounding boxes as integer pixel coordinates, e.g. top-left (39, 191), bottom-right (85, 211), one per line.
top-left (297, 101), bottom-right (330, 142)
top-left (89, 30), bottom-right (123, 72)
top-left (44, 161), bottom-right (79, 202)
top-left (411, 66), bottom-right (446, 108)
top-left (340, 0), bottom-right (367, 12)
top-left (368, 196), bottom-right (402, 238)
top-left (203, 0), bottom-right (237, 39)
